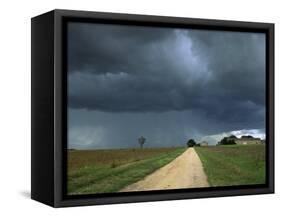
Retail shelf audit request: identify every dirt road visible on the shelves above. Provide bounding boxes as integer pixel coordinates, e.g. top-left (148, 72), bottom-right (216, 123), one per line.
top-left (120, 148), bottom-right (209, 192)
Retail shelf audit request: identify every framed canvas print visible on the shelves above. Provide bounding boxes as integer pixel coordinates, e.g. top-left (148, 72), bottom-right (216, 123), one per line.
top-left (31, 9), bottom-right (274, 207)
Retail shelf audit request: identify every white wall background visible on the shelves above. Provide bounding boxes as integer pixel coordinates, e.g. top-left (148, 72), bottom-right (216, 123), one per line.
top-left (0, 0), bottom-right (279, 215)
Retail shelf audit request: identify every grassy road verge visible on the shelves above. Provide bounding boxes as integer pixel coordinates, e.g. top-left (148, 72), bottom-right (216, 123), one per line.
top-left (195, 144), bottom-right (266, 187)
top-left (68, 147), bottom-right (186, 194)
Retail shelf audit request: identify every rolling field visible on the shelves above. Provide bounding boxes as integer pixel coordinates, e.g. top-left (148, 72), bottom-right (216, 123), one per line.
top-left (68, 147), bottom-right (186, 195)
top-left (195, 144), bottom-right (266, 186)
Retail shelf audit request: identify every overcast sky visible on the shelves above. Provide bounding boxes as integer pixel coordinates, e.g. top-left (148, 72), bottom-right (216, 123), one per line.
top-left (67, 22), bottom-right (266, 149)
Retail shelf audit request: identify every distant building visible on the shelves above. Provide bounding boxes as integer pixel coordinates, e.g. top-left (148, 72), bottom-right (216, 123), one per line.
top-left (218, 135), bottom-right (264, 145)
top-left (235, 135), bottom-right (263, 145)
top-left (200, 141), bottom-right (208, 146)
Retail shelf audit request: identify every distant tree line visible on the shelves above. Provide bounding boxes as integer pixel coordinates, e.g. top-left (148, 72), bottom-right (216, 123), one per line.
top-left (218, 135), bottom-right (237, 145)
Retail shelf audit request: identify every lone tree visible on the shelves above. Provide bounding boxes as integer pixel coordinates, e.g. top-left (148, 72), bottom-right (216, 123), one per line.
top-left (187, 139), bottom-right (196, 147)
top-left (138, 136), bottom-right (146, 149)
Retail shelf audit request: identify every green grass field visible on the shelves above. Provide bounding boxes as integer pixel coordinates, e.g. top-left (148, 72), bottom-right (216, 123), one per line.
top-left (68, 147), bottom-right (186, 195)
top-left (195, 144), bottom-right (266, 187)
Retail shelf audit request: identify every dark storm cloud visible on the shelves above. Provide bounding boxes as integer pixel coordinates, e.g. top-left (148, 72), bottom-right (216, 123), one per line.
top-left (187, 30), bottom-right (265, 106)
top-left (68, 22), bottom-right (265, 129)
top-left (67, 22), bottom-right (266, 150)
top-left (68, 22), bottom-right (173, 74)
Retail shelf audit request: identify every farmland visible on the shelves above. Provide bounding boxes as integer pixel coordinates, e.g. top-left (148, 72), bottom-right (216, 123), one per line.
top-left (68, 147), bottom-right (186, 195)
top-left (67, 144), bottom-right (266, 195)
top-left (195, 144), bottom-right (266, 186)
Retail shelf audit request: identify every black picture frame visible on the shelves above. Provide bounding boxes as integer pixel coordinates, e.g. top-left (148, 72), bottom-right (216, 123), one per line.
top-left (31, 9), bottom-right (274, 207)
